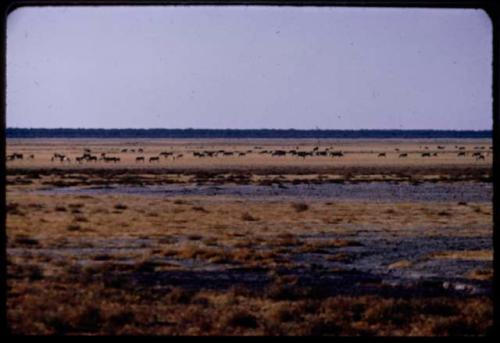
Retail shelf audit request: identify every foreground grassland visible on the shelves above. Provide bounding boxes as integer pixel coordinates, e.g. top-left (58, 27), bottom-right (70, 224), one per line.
top-left (6, 138), bottom-right (493, 335)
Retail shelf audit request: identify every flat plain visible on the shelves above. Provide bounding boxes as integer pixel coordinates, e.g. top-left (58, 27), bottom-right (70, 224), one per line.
top-left (6, 138), bottom-right (493, 335)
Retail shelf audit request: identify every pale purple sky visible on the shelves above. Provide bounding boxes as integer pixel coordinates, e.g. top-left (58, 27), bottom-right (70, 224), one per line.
top-left (6, 6), bottom-right (493, 130)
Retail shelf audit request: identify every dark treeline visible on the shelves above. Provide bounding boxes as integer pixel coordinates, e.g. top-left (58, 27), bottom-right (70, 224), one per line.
top-left (6, 128), bottom-right (492, 139)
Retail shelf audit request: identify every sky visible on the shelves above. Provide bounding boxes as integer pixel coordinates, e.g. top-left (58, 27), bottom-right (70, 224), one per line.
top-left (6, 6), bottom-right (493, 130)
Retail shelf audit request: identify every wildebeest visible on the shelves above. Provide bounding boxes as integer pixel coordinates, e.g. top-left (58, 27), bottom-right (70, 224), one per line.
top-left (8, 153), bottom-right (23, 161)
top-left (160, 151), bottom-right (174, 158)
top-left (437, 146), bottom-right (445, 150)
top-left (138, 148), bottom-right (144, 153)
top-left (272, 150), bottom-right (287, 157)
top-left (330, 151), bottom-right (344, 157)
top-left (457, 152), bottom-right (466, 157)
top-left (378, 153), bottom-right (386, 157)
top-left (149, 156), bottom-right (160, 162)
top-left (136, 156), bottom-right (145, 162)
top-left (103, 156), bottom-right (120, 163)
top-left (297, 151), bottom-right (311, 158)
top-left (476, 155), bottom-right (485, 160)
top-left (51, 153), bottom-right (65, 162)
top-left (399, 153), bottom-right (408, 158)
top-left (421, 152), bottom-right (431, 157)
top-left (121, 149), bottom-right (128, 153)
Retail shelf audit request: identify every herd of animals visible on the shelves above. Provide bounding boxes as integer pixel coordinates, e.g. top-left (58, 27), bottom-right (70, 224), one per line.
top-left (6, 145), bottom-right (492, 163)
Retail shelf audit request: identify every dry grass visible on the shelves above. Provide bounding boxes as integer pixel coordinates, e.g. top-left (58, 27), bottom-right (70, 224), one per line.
top-left (430, 250), bottom-right (492, 261)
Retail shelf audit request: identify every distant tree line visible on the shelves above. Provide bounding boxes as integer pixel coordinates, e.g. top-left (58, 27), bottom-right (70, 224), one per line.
top-left (5, 128), bottom-right (493, 139)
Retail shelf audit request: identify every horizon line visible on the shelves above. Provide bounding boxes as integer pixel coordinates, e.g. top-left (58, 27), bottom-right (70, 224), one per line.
top-left (6, 128), bottom-right (493, 131)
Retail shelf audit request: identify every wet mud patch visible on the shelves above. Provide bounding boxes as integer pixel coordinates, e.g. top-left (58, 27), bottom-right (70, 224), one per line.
top-left (36, 181), bottom-right (491, 203)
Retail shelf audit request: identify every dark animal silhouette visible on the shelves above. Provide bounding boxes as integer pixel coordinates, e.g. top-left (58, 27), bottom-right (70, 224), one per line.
top-left (272, 150), bottom-right (287, 157)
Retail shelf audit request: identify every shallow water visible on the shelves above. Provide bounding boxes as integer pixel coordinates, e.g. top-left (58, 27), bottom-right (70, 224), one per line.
top-left (37, 181), bottom-right (492, 203)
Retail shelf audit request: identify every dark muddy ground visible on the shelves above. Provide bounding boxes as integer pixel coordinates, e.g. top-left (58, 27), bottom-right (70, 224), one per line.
top-left (37, 181), bottom-right (492, 203)
top-left (8, 228), bottom-right (492, 298)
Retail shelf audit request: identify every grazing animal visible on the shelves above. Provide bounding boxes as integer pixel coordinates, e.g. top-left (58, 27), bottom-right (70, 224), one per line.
top-left (136, 156), bottom-right (145, 162)
top-left (399, 153), bottom-right (408, 158)
top-left (433, 152), bottom-right (438, 157)
top-left (476, 155), bottom-right (485, 161)
top-left (51, 153), bottom-right (65, 162)
top-left (330, 151), bottom-right (344, 157)
top-left (457, 152), bottom-right (466, 157)
top-left (138, 148), bottom-right (144, 153)
top-left (272, 150), bottom-right (287, 157)
top-left (437, 146), bottom-right (445, 150)
top-left (378, 153), bottom-right (386, 157)
top-left (149, 156), bottom-right (160, 162)
top-left (121, 149), bottom-right (128, 153)
top-left (8, 153), bottom-right (24, 160)
top-left (103, 156), bottom-right (120, 163)
top-left (421, 152), bottom-right (431, 157)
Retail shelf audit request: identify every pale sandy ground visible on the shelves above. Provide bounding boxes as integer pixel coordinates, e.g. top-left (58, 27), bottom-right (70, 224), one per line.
top-left (6, 138), bottom-right (492, 170)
